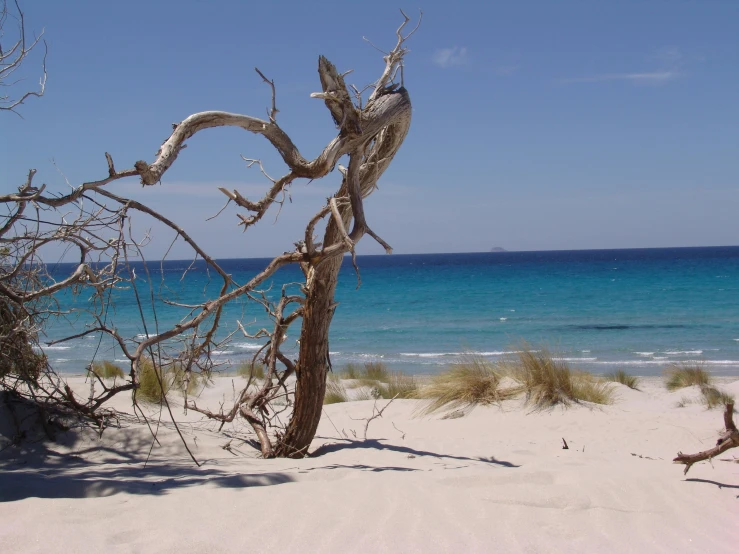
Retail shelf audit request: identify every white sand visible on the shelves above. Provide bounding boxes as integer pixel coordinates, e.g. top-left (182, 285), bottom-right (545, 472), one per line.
top-left (1, 376), bottom-right (738, 553)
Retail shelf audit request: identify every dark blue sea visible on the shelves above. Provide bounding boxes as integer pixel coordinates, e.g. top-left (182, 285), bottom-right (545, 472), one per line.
top-left (43, 247), bottom-right (739, 376)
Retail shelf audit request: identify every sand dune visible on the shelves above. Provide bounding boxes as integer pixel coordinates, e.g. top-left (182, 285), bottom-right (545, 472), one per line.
top-left (1, 377), bottom-right (737, 553)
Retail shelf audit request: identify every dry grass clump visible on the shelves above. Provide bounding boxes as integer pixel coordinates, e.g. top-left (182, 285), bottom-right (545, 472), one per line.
top-left (335, 363), bottom-right (415, 400)
top-left (236, 362), bottom-right (265, 380)
top-left (604, 369), bottom-right (640, 391)
top-left (570, 371), bottom-right (616, 405)
top-left (700, 386), bottom-right (735, 410)
top-left (324, 375), bottom-right (348, 404)
top-left (375, 371), bottom-right (419, 399)
top-left (339, 363), bottom-right (361, 380)
top-left (363, 362), bottom-right (389, 382)
top-left (91, 360), bottom-right (125, 381)
top-left (674, 386), bottom-right (734, 410)
top-left (675, 396), bottom-right (694, 408)
top-left (505, 349), bottom-right (614, 408)
top-left (417, 356), bottom-right (520, 415)
top-left (136, 359), bottom-right (172, 404)
top-left (135, 360), bottom-right (209, 403)
top-left (662, 362), bottom-right (733, 410)
top-left (170, 365), bottom-right (209, 397)
top-left (352, 388), bottom-right (374, 401)
top-left (340, 362), bottom-right (391, 389)
top-left (664, 363), bottom-right (712, 391)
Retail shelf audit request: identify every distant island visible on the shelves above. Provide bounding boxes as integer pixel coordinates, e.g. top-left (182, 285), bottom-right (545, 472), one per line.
top-left (490, 247), bottom-right (507, 252)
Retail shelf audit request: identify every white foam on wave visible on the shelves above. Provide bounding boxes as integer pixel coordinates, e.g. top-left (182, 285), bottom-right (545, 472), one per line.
top-left (233, 342), bottom-right (263, 350)
top-left (211, 350), bottom-right (235, 356)
top-left (399, 350), bottom-right (520, 358)
top-left (135, 333), bottom-right (158, 340)
top-left (499, 317), bottom-right (507, 321)
top-left (43, 345), bottom-right (72, 351)
top-left (356, 353), bottom-right (384, 359)
top-left (329, 352), bottom-right (340, 355)
top-left (114, 359), bottom-right (129, 363)
top-left (399, 352), bottom-right (451, 358)
top-left (664, 350), bottom-right (703, 355)
top-left (634, 352), bottom-right (655, 357)
top-left (557, 357), bottom-right (598, 362)
top-left (592, 359), bottom-right (739, 366)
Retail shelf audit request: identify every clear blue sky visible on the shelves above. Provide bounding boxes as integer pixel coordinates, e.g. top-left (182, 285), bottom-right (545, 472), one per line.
top-left (3, 0), bottom-right (737, 260)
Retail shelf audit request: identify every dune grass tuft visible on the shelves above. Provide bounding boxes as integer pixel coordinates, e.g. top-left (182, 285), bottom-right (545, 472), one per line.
top-left (136, 359), bottom-right (172, 404)
top-left (324, 375), bottom-right (348, 404)
top-left (170, 365), bottom-right (210, 397)
top-left (417, 355), bottom-right (520, 415)
top-left (675, 396), bottom-right (694, 408)
top-left (341, 362), bottom-right (391, 389)
top-left (352, 388), bottom-right (374, 401)
top-left (699, 385), bottom-right (735, 410)
top-left (363, 362), bottom-right (390, 382)
top-left (505, 348), bottom-right (614, 408)
top-left (339, 363), bottom-right (361, 380)
top-left (664, 363), bottom-right (712, 391)
top-left (604, 369), bottom-right (640, 391)
top-left (135, 360), bottom-right (210, 403)
top-left (91, 360), bottom-right (125, 381)
top-left (236, 362), bottom-right (265, 380)
top-left (570, 371), bottom-right (617, 405)
top-left (375, 371), bottom-right (419, 399)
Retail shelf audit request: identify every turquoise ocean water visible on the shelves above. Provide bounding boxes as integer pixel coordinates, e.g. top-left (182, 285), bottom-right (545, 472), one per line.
top-left (44, 247), bottom-right (739, 376)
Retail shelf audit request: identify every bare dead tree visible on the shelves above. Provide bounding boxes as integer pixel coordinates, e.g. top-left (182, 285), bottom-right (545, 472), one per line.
top-left (0, 0), bottom-right (47, 114)
top-left (1, 11), bottom-right (420, 459)
top-left (673, 403), bottom-right (739, 474)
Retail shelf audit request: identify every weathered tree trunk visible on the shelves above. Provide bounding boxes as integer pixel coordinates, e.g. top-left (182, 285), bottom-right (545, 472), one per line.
top-left (273, 253), bottom-right (343, 458)
top-left (274, 81), bottom-right (412, 457)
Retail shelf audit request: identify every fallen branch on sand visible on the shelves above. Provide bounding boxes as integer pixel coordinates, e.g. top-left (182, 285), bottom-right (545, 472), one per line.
top-left (673, 402), bottom-right (739, 475)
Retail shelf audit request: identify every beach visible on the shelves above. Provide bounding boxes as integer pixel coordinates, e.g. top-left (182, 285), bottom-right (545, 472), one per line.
top-left (2, 375), bottom-right (738, 553)
top-left (3, 0), bottom-right (737, 551)
top-left (5, 249), bottom-right (739, 552)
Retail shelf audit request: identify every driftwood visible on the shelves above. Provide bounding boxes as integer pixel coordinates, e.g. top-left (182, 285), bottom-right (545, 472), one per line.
top-left (673, 402), bottom-right (739, 475)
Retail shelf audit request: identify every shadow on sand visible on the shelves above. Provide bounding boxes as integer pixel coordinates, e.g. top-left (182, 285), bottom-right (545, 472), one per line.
top-left (685, 478), bottom-right (739, 491)
top-left (311, 438), bottom-right (521, 468)
top-left (0, 462), bottom-right (294, 502)
top-left (0, 393), bottom-right (294, 502)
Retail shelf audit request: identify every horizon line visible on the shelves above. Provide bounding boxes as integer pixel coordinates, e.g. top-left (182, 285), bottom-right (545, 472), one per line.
top-left (50, 244), bottom-right (738, 265)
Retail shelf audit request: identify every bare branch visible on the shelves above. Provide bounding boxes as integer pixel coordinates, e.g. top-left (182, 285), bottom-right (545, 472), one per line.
top-left (351, 396), bottom-right (398, 440)
top-left (673, 403), bottom-right (739, 474)
top-left (0, 1), bottom-right (47, 114)
top-left (254, 67), bottom-right (279, 123)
